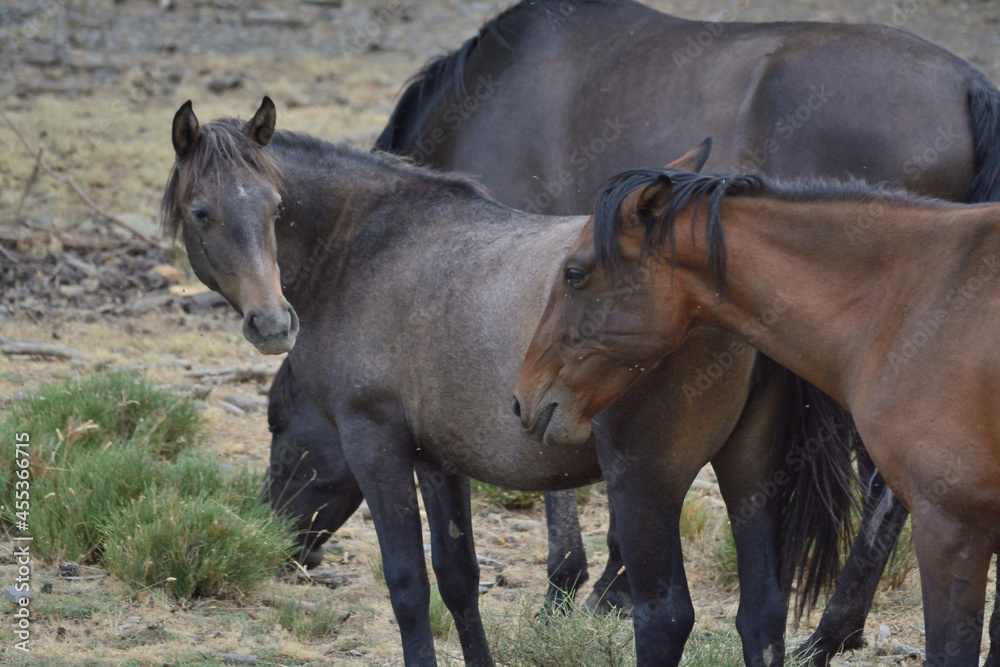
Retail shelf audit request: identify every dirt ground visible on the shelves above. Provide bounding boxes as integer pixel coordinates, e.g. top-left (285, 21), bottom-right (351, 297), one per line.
top-left (2, 0), bottom-right (1000, 665)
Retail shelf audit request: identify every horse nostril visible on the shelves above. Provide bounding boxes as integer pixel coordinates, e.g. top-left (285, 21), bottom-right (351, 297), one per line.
top-left (511, 396), bottom-right (522, 418)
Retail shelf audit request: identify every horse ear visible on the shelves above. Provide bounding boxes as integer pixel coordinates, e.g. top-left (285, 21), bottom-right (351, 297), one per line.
top-left (636, 175), bottom-right (675, 222)
top-left (665, 137), bottom-right (712, 173)
top-left (247, 96), bottom-right (276, 147)
top-left (172, 100), bottom-right (200, 160)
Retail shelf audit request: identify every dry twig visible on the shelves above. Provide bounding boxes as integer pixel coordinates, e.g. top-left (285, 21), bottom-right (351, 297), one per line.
top-left (0, 108), bottom-right (167, 248)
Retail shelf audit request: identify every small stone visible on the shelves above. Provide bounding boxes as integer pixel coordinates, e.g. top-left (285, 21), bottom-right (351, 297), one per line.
top-left (127, 294), bottom-right (175, 315)
top-left (152, 264), bottom-right (185, 284)
top-left (41, 581), bottom-right (53, 594)
top-left (59, 563), bottom-right (81, 577)
top-left (359, 502), bottom-right (372, 521)
top-left (219, 401), bottom-right (246, 416)
top-left (223, 655), bottom-right (258, 665)
top-left (476, 555), bottom-right (504, 570)
top-left (3, 585), bottom-right (28, 602)
top-left (208, 75), bottom-right (243, 95)
top-left (221, 395), bottom-right (265, 413)
top-left (508, 519), bottom-right (539, 532)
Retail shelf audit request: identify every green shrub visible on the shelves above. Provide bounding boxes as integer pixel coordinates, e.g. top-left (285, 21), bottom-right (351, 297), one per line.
top-left (102, 486), bottom-right (293, 600)
top-left (429, 587), bottom-right (453, 640)
top-left (29, 443), bottom-right (166, 562)
top-left (0, 370), bottom-right (201, 532)
top-left (485, 599), bottom-right (635, 667)
top-left (470, 479), bottom-right (541, 510)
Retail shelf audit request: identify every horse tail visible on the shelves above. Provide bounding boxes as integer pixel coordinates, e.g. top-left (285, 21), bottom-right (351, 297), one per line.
top-left (762, 357), bottom-right (858, 620)
top-left (968, 73), bottom-right (1000, 203)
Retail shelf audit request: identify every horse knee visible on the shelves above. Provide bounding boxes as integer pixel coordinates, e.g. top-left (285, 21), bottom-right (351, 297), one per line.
top-left (431, 559), bottom-right (480, 613)
top-left (384, 568), bottom-right (431, 629)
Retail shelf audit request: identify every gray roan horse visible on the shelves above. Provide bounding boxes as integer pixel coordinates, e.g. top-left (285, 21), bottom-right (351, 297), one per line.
top-left (264, 0), bottom-right (1000, 664)
top-left (264, 357), bottom-right (596, 615)
top-left (163, 98), bottom-right (853, 666)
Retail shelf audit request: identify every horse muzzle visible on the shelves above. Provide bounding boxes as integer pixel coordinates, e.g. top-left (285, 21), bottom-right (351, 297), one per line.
top-left (512, 389), bottom-right (593, 446)
top-left (243, 303), bottom-right (299, 354)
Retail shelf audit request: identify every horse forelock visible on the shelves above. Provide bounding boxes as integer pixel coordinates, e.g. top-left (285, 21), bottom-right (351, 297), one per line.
top-left (159, 118), bottom-right (285, 239)
top-left (593, 169), bottom-right (755, 293)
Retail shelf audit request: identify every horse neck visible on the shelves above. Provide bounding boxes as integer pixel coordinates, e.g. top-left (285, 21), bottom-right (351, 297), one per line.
top-left (679, 196), bottom-right (995, 405)
top-left (269, 144), bottom-right (410, 306)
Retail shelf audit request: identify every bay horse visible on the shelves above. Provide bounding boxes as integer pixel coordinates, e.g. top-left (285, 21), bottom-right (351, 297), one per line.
top-left (162, 100), bottom-right (853, 666)
top-left (309, 0), bottom-right (999, 662)
top-left (513, 162), bottom-right (1000, 666)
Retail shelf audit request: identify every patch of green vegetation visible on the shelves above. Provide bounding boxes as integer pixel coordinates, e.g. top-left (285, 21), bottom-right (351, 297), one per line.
top-left (429, 586), bottom-right (453, 640)
top-left (265, 592), bottom-right (349, 640)
top-left (0, 370), bottom-right (296, 602)
top-left (32, 596), bottom-right (97, 620)
top-left (470, 479), bottom-right (541, 510)
top-left (881, 516), bottom-right (917, 588)
top-left (113, 624), bottom-right (175, 649)
top-left (485, 598), bottom-right (635, 667)
top-left (103, 486), bottom-right (293, 600)
top-left (368, 553), bottom-right (386, 589)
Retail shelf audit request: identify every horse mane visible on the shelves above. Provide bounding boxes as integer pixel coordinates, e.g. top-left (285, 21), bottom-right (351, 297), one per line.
top-left (161, 117), bottom-right (493, 241)
top-left (593, 168), bottom-right (957, 293)
top-left (159, 117), bottom-right (285, 239)
top-left (374, 0), bottom-right (618, 154)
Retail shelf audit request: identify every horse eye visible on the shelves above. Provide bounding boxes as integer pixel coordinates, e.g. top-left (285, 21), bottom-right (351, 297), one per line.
top-left (565, 268), bottom-right (588, 286)
top-left (190, 208), bottom-right (210, 224)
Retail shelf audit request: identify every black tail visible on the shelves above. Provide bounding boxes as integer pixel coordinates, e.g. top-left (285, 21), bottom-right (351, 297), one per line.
top-left (763, 357), bottom-right (858, 620)
top-left (968, 74), bottom-right (1000, 204)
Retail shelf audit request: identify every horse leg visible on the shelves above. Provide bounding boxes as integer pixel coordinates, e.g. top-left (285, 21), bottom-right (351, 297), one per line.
top-left (985, 570), bottom-right (1000, 667)
top-left (711, 362), bottom-right (788, 667)
top-left (584, 497), bottom-right (634, 614)
top-left (541, 489), bottom-right (589, 613)
top-left (415, 462), bottom-right (493, 667)
top-left (911, 511), bottom-right (990, 667)
top-left (341, 422), bottom-right (436, 666)
top-left (598, 450), bottom-right (693, 666)
top-left (797, 449), bottom-right (908, 665)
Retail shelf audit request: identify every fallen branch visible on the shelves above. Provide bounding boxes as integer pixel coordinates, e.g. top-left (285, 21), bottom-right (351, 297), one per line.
top-left (15, 147), bottom-right (43, 225)
top-left (2, 341), bottom-right (90, 361)
top-left (0, 108), bottom-right (168, 248)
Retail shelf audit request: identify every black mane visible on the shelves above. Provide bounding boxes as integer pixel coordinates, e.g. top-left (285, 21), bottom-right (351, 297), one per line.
top-left (374, 0), bottom-right (616, 154)
top-left (593, 168), bottom-right (956, 292)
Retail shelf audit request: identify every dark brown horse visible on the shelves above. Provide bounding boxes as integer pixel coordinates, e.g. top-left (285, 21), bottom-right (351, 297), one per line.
top-left (162, 100), bottom-right (852, 666)
top-left (514, 163), bottom-right (1000, 666)
top-left (373, 1), bottom-right (1000, 662)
